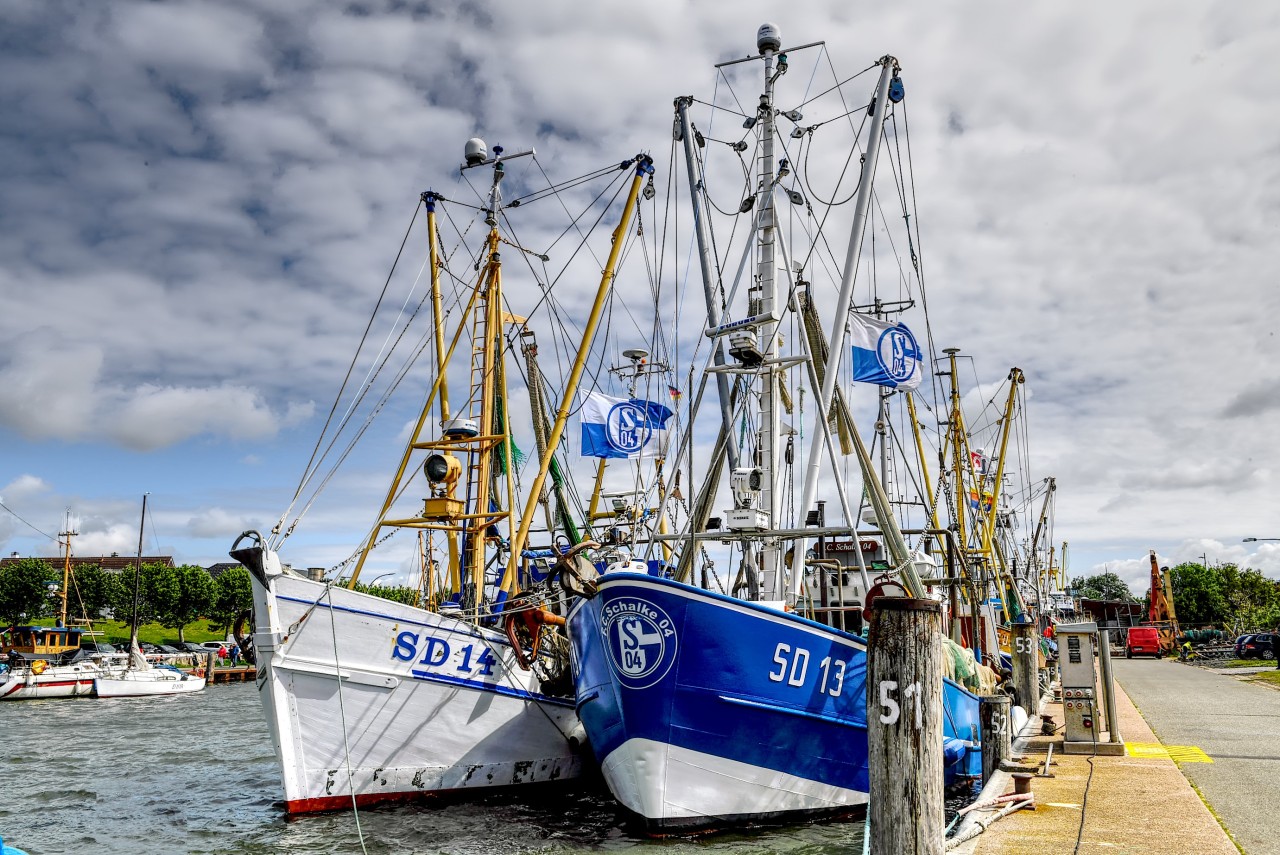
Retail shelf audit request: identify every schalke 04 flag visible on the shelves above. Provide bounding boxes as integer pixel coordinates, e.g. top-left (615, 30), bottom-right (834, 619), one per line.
top-left (849, 314), bottom-right (923, 390)
top-left (580, 391), bottom-right (673, 459)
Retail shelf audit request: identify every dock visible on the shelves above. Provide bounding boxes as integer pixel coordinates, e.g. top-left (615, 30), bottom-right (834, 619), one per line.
top-left (208, 665), bottom-right (256, 683)
top-left (951, 677), bottom-right (1237, 854)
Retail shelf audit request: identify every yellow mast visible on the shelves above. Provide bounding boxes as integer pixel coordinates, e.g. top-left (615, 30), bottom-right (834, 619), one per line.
top-left (506, 156), bottom-right (652, 585)
top-left (424, 192), bottom-right (461, 585)
top-left (57, 519), bottom-right (77, 625)
top-left (905, 393), bottom-right (942, 540)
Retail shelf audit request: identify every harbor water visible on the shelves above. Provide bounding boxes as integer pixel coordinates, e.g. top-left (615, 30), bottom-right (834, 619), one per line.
top-left (4, 682), bottom-right (868, 855)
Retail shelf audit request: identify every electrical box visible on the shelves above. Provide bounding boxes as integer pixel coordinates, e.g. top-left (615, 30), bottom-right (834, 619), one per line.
top-left (1056, 622), bottom-right (1100, 748)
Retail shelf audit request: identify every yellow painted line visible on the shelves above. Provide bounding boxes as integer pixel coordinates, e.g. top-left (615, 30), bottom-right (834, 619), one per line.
top-left (1125, 742), bottom-right (1212, 763)
top-left (1166, 745), bottom-right (1213, 764)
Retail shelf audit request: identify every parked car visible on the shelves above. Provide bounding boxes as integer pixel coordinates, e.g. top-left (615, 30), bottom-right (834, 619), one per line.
top-left (175, 642), bottom-right (206, 654)
top-left (1126, 626), bottom-right (1162, 658)
top-left (199, 641), bottom-right (229, 652)
top-left (79, 642), bottom-right (117, 655)
top-left (1241, 633), bottom-right (1277, 660)
top-left (1234, 634), bottom-right (1255, 658)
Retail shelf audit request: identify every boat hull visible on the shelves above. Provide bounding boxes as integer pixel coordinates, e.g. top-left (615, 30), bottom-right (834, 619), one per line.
top-left (93, 669), bottom-right (206, 697)
top-left (566, 573), bottom-right (980, 833)
top-left (248, 557), bottom-right (585, 814)
top-left (0, 661), bottom-right (117, 700)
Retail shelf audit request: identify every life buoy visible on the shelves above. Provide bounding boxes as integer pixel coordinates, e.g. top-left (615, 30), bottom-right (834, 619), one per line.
top-left (503, 598), bottom-right (567, 670)
top-left (30, 659), bottom-right (47, 675)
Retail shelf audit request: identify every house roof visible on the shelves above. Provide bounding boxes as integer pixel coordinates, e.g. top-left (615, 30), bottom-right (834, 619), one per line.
top-left (0, 554), bottom-right (178, 573)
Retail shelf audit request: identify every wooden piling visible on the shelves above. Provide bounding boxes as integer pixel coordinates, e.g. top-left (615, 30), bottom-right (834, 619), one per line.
top-left (980, 694), bottom-right (1012, 783)
top-left (1011, 620), bottom-right (1039, 714)
top-left (868, 596), bottom-right (944, 855)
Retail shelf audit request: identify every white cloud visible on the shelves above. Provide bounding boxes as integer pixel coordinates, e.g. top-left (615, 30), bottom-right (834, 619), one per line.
top-left (0, 0), bottom-right (1278, 577)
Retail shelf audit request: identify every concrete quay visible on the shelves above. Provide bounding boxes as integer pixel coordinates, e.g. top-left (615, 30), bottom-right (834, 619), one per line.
top-left (951, 667), bottom-right (1244, 854)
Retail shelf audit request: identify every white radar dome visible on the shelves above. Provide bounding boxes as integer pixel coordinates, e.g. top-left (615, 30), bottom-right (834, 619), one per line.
top-left (464, 138), bottom-right (488, 166)
top-left (757, 23), bottom-right (781, 54)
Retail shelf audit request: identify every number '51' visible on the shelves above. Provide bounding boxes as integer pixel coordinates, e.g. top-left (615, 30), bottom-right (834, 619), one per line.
top-left (878, 680), bottom-right (923, 729)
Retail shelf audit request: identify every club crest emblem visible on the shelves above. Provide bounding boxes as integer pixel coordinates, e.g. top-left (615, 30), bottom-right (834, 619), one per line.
top-left (876, 324), bottom-right (922, 384)
top-left (606, 402), bottom-right (651, 454)
top-left (600, 596), bottom-right (678, 689)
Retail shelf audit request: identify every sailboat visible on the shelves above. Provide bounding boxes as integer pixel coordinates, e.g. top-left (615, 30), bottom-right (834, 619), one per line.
top-left (93, 495), bottom-right (206, 698)
top-left (557, 25), bottom-right (983, 833)
top-left (229, 141), bottom-right (654, 813)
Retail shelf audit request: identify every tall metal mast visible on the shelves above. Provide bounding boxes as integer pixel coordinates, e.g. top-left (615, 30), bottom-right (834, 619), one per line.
top-left (756, 32), bottom-right (784, 598)
top-left (789, 56), bottom-right (902, 599)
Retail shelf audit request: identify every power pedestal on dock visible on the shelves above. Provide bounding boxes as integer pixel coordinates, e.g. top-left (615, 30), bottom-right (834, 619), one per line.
top-left (1056, 621), bottom-right (1125, 756)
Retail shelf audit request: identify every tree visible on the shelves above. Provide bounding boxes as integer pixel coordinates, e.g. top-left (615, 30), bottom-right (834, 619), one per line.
top-left (209, 567), bottom-right (253, 634)
top-left (0, 558), bottom-right (57, 626)
top-left (1169, 562), bottom-right (1228, 628)
top-left (109, 562), bottom-right (178, 632)
top-left (158, 565), bottom-right (215, 643)
top-left (66, 563), bottom-right (122, 622)
top-left (1070, 572), bottom-right (1134, 602)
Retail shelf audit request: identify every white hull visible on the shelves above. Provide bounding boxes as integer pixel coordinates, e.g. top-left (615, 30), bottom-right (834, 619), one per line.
top-left (0, 660), bottom-right (123, 701)
top-left (601, 738), bottom-right (868, 824)
top-left (93, 668), bottom-right (206, 697)
top-left (248, 552), bottom-right (584, 813)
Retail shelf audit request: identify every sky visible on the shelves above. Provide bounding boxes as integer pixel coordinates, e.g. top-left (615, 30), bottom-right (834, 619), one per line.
top-left (2, 0), bottom-right (1279, 597)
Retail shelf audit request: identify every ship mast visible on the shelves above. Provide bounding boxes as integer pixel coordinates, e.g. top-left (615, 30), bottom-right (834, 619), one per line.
top-left (57, 513), bottom-right (77, 625)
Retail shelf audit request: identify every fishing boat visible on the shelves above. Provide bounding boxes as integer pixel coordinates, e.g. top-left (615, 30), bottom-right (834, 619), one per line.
top-left (230, 142), bottom-right (654, 813)
top-left (556, 25), bottom-right (984, 833)
top-left (93, 495), bottom-right (206, 698)
top-left (0, 524), bottom-right (126, 700)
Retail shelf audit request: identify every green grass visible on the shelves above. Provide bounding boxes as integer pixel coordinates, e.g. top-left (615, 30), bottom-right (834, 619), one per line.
top-left (1247, 670), bottom-right (1280, 688)
top-left (38, 618), bottom-right (229, 646)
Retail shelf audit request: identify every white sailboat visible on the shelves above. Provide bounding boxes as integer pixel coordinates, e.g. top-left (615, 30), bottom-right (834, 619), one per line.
top-left (230, 141), bottom-right (653, 812)
top-left (93, 495), bottom-right (206, 698)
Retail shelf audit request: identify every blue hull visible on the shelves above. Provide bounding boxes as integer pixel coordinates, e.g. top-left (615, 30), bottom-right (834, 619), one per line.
top-left (567, 573), bottom-right (980, 831)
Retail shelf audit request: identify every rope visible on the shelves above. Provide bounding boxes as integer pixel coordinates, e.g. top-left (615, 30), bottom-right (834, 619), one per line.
top-left (326, 584), bottom-right (369, 854)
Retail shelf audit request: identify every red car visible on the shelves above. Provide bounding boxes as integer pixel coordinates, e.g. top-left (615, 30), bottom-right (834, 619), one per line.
top-left (1126, 626), bottom-right (1162, 658)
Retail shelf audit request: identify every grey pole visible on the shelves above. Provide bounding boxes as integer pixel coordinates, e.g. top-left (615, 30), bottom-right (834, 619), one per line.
top-left (1097, 629), bottom-right (1122, 744)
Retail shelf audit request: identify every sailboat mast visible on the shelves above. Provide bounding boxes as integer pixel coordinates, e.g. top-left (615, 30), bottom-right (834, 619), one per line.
top-left (129, 493), bottom-right (148, 646)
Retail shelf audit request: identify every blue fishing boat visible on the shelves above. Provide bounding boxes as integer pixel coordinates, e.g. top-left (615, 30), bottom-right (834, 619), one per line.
top-left (559, 23), bottom-right (982, 833)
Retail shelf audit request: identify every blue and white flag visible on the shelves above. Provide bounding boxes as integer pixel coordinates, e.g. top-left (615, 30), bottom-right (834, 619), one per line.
top-left (850, 314), bottom-right (923, 390)
top-left (580, 391), bottom-right (673, 459)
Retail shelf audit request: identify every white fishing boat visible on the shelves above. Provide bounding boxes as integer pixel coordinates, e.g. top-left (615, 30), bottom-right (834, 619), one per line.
top-left (231, 142), bottom-right (654, 812)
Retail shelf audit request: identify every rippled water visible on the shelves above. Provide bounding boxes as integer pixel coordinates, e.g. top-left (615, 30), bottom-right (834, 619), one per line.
top-left (4, 682), bottom-right (868, 855)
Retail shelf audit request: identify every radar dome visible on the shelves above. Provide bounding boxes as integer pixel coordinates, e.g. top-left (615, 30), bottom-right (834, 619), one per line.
top-left (757, 23), bottom-right (781, 54)
top-left (464, 138), bottom-right (488, 166)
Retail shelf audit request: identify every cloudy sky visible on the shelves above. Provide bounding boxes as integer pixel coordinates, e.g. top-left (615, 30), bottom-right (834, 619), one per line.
top-left (1, 0), bottom-right (1278, 595)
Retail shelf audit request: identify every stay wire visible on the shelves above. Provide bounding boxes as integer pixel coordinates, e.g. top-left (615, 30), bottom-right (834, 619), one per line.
top-left (277, 201), bottom-right (422, 534)
top-left (0, 501), bottom-right (57, 542)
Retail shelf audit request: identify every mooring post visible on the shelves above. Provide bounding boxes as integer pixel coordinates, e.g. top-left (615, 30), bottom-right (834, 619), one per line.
top-left (1011, 619), bottom-right (1039, 715)
top-left (868, 597), bottom-right (944, 855)
top-left (206, 651), bottom-right (216, 681)
top-left (980, 694), bottom-right (1012, 783)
